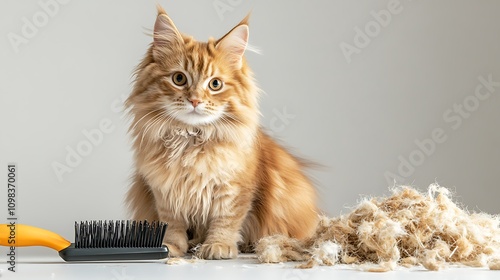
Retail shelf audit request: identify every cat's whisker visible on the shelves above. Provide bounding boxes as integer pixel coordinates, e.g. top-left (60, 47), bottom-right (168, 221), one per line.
top-left (223, 112), bottom-right (245, 126)
top-left (158, 111), bottom-right (184, 139)
top-left (139, 113), bottom-right (165, 150)
top-left (137, 112), bottom-right (161, 138)
top-left (157, 112), bottom-right (175, 139)
top-left (130, 108), bottom-right (164, 132)
top-left (145, 114), bottom-right (168, 145)
top-left (220, 113), bottom-right (243, 132)
top-left (138, 117), bottom-right (157, 150)
top-left (217, 116), bottom-right (239, 140)
top-left (213, 118), bottom-right (227, 137)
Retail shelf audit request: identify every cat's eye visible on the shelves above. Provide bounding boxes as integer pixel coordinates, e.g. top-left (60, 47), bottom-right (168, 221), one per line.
top-left (208, 78), bottom-right (223, 91)
top-left (172, 72), bottom-right (187, 86)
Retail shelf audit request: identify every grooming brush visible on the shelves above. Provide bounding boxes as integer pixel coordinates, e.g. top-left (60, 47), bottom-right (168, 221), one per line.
top-left (0, 220), bottom-right (169, 261)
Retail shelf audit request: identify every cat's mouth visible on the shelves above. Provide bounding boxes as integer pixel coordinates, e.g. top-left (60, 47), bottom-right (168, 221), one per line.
top-left (174, 109), bottom-right (219, 126)
top-left (187, 108), bottom-right (203, 115)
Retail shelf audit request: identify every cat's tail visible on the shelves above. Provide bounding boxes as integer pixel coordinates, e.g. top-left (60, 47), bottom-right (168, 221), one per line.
top-left (126, 173), bottom-right (159, 221)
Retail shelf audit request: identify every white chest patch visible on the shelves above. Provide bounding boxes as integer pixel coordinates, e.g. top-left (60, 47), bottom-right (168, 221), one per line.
top-left (143, 128), bottom-right (244, 225)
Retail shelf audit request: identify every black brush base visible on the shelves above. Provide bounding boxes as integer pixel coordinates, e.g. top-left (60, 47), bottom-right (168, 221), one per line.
top-left (59, 244), bottom-right (169, 261)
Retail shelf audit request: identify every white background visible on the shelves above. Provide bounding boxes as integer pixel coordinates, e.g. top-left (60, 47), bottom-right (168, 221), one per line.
top-left (1, 0), bottom-right (499, 259)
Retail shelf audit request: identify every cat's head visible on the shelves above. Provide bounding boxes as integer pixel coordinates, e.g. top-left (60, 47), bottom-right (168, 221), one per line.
top-left (127, 6), bottom-right (259, 142)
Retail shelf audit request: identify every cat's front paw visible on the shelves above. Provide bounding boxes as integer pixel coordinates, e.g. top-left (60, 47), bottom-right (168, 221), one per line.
top-left (196, 242), bottom-right (238, 259)
top-left (164, 241), bottom-right (188, 257)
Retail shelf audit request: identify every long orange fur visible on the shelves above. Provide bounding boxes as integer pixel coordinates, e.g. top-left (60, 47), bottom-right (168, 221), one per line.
top-left (125, 6), bottom-right (318, 259)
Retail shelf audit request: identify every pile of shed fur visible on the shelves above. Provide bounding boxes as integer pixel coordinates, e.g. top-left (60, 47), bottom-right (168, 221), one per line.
top-left (255, 184), bottom-right (500, 271)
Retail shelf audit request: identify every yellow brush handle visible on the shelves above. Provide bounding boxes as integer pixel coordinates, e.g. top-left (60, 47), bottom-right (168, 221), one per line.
top-left (0, 224), bottom-right (71, 251)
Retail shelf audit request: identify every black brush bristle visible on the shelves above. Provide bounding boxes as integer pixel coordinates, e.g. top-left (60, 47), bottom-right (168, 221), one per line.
top-left (74, 220), bottom-right (167, 249)
top-left (59, 220), bottom-right (169, 261)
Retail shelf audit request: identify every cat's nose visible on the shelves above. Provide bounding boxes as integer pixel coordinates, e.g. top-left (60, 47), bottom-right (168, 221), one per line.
top-left (188, 98), bottom-right (202, 107)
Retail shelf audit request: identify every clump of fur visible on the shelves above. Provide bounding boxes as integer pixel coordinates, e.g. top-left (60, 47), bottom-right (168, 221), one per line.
top-left (255, 235), bottom-right (308, 263)
top-left (255, 184), bottom-right (500, 271)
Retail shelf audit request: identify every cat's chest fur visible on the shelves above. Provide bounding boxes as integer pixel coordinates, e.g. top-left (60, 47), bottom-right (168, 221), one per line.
top-left (141, 128), bottom-right (250, 224)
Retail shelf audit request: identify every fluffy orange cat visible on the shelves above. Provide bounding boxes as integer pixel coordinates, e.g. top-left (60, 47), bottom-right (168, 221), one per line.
top-left (125, 6), bottom-right (318, 259)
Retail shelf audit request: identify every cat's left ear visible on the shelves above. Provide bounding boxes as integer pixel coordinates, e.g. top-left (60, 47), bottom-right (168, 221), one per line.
top-left (216, 16), bottom-right (250, 69)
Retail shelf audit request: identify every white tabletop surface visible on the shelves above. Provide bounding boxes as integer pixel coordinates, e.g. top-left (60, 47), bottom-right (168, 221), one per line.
top-left (4, 254), bottom-right (500, 280)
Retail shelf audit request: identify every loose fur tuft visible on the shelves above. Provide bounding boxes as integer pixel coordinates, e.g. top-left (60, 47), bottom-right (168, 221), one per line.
top-left (255, 184), bottom-right (500, 271)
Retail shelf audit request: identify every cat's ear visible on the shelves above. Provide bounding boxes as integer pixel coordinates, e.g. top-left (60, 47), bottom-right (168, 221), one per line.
top-left (216, 16), bottom-right (250, 69)
top-left (153, 6), bottom-right (183, 58)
